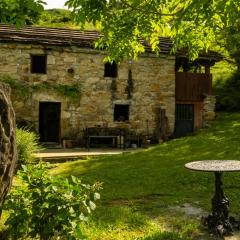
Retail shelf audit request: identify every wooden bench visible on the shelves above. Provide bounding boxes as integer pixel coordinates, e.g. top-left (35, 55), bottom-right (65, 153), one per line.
top-left (85, 127), bottom-right (126, 150)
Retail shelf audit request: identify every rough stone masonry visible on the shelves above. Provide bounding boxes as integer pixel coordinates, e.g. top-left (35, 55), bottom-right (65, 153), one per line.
top-left (0, 42), bottom-right (175, 141)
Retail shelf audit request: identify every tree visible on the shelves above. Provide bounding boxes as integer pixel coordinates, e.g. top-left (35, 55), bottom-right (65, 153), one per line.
top-left (0, 83), bottom-right (17, 215)
top-left (0, 0), bottom-right (45, 26)
top-left (0, 0), bottom-right (45, 215)
top-left (66, 0), bottom-right (240, 62)
top-left (36, 9), bottom-right (74, 28)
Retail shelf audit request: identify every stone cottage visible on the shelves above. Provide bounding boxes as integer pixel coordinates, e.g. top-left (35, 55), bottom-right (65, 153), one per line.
top-left (0, 24), bottom-right (220, 147)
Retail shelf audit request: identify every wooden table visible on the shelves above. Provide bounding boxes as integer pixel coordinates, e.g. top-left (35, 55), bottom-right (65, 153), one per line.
top-left (185, 160), bottom-right (240, 236)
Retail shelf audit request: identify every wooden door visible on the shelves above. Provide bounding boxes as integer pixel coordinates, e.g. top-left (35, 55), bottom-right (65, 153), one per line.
top-left (39, 102), bottom-right (61, 142)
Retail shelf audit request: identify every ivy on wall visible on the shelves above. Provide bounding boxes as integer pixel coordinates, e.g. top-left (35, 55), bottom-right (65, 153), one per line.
top-left (0, 75), bottom-right (81, 102)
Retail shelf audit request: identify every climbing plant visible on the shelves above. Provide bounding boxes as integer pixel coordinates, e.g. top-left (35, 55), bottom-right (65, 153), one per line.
top-left (0, 75), bottom-right (81, 102)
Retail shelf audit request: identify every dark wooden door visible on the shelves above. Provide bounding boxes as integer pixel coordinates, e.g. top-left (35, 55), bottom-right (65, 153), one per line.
top-left (175, 104), bottom-right (194, 137)
top-left (39, 102), bottom-right (61, 142)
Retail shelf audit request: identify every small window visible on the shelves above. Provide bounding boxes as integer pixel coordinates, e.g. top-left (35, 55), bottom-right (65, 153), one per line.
top-left (114, 104), bottom-right (129, 122)
top-left (31, 55), bottom-right (47, 74)
top-left (104, 61), bottom-right (117, 77)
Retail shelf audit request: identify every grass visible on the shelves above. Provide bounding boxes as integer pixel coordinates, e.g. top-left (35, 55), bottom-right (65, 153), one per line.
top-left (52, 113), bottom-right (240, 207)
top-left (3, 112), bottom-right (240, 239)
top-left (49, 112), bottom-right (240, 239)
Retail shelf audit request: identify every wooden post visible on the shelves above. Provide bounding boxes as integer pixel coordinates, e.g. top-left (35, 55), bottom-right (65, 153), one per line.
top-left (205, 65), bottom-right (210, 74)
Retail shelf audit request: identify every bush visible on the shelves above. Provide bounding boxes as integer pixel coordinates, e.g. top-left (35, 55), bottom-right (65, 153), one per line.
top-left (214, 71), bottom-right (240, 111)
top-left (16, 128), bottom-right (42, 164)
top-left (4, 162), bottom-right (101, 240)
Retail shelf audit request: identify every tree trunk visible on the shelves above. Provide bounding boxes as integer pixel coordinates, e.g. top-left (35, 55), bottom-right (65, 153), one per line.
top-left (0, 82), bottom-right (17, 216)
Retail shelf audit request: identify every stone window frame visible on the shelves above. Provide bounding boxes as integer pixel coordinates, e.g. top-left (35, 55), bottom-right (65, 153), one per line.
top-left (104, 61), bottom-right (118, 78)
top-left (30, 54), bottom-right (47, 74)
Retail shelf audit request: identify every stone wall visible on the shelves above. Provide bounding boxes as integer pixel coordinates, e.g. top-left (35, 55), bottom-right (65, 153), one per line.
top-left (0, 42), bottom-right (175, 142)
top-left (203, 95), bottom-right (216, 127)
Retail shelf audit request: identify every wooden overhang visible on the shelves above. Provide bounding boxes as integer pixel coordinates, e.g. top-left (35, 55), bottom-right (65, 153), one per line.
top-left (175, 72), bottom-right (212, 102)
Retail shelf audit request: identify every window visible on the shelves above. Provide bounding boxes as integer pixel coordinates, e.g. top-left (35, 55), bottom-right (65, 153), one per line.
top-left (114, 104), bottom-right (129, 121)
top-left (104, 61), bottom-right (117, 77)
top-left (31, 55), bottom-right (47, 74)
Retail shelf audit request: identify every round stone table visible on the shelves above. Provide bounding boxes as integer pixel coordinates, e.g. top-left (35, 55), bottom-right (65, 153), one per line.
top-left (185, 160), bottom-right (240, 236)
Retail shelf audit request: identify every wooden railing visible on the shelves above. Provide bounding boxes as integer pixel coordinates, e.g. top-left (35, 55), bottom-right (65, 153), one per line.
top-left (176, 72), bottom-right (212, 101)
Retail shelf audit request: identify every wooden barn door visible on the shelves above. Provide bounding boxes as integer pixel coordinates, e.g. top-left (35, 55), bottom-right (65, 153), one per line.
top-left (39, 102), bottom-right (61, 142)
top-left (175, 104), bottom-right (194, 137)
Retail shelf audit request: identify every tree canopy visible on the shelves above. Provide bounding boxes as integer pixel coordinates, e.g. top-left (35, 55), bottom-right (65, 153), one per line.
top-left (0, 0), bottom-right (45, 26)
top-left (36, 9), bottom-right (74, 28)
top-left (65, 0), bottom-right (240, 61)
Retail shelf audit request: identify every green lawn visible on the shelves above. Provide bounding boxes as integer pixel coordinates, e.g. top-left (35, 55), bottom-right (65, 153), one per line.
top-left (49, 112), bottom-right (240, 239)
top-left (3, 112), bottom-right (240, 239)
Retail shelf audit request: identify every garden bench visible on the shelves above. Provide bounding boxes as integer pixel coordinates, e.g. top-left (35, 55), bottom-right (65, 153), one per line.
top-left (85, 127), bottom-right (126, 150)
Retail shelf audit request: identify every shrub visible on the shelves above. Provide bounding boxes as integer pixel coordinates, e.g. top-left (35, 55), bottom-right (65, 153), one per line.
top-left (4, 162), bottom-right (101, 240)
top-left (16, 128), bottom-right (42, 165)
top-left (214, 71), bottom-right (240, 111)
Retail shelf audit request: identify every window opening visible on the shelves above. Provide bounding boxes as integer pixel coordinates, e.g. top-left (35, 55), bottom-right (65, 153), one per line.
top-left (31, 55), bottom-right (47, 74)
top-left (104, 61), bottom-right (117, 77)
top-left (114, 104), bottom-right (129, 121)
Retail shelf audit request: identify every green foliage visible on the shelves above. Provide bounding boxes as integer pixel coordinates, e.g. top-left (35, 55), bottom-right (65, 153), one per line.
top-left (0, 75), bottom-right (31, 97)
top-left (37, 9), bottom-right (76, 28)
top-left (212, 61), bottom-right (240, 111)
top-left (4, 162), bottom-right (101, 240)
top-left (34, 81), bottom-right (81, 101)
top-left (39, 9), bottom-right (72, 24)
top-left (66, 0), bottom-right (240, 61)
top-left (36, 9), bottom-right (96, 30)
top-left (214, 71), bottom-right (240, 111)
top-left (0, 0), bottom-right (44, 26)
top-left (16, 128), bottom-right (42, 165)
top-left (53, 84), bottom-right (81, 101)
top-left (0, 75), bottom-right (81, 101)
top-left (211, 61), bottom-right (236, 83)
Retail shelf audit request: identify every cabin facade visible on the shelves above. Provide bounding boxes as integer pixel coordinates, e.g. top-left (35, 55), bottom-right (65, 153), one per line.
top-left (0, 24), bottom-right (219, 147)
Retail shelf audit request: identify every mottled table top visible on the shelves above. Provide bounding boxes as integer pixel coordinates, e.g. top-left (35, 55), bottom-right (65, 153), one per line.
top-left (185, 160), bottom-right (240, 172)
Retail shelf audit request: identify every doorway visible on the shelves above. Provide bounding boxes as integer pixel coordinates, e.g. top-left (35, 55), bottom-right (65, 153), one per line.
top-left (175, 104), bottom-right (194, 137)
top-left (39, 102), bottom-right (61, 142)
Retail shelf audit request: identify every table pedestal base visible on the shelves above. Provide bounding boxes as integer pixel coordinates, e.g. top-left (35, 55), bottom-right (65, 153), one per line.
top-left (185, 160), bottom-right (240, 237)
top-left (204, 172), bottom-right (235, 236)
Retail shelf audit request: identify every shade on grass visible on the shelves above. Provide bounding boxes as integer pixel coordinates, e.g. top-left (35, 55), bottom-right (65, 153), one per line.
top-left (48, 112), bottom-right (240, 239)
top-left (52, 112), bottom-right (240, 212)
